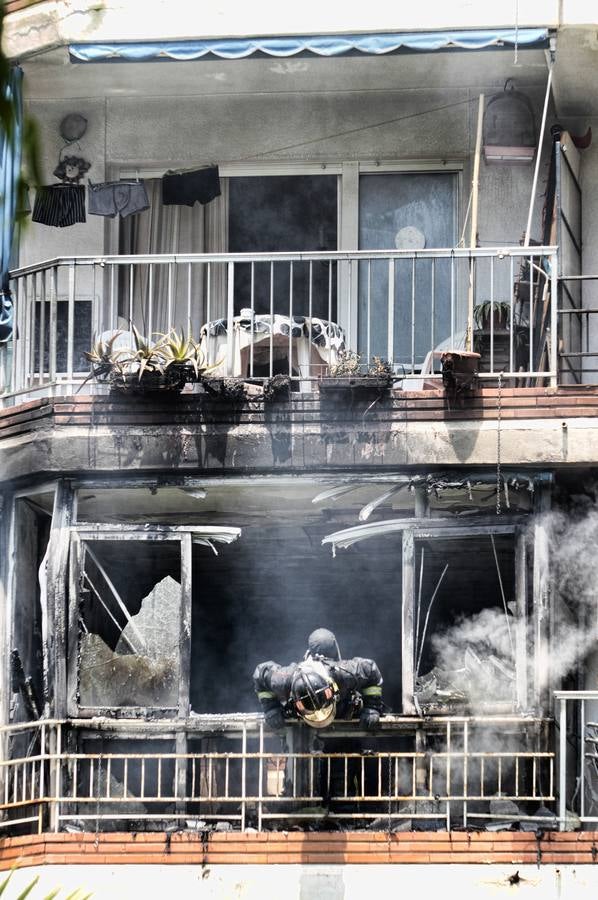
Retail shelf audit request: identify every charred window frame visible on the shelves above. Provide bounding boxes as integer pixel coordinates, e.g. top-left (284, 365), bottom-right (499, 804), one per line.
top-left (68, 526), bottom-right (193, 718)
top-left (401, 522), bottom-right (531, 715)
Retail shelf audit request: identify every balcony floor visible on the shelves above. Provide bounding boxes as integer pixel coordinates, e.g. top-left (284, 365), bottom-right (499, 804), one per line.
top-left (2, 386), bottom-right (598, 484)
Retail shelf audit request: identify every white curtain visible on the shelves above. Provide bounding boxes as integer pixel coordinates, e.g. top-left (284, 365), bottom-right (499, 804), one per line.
top-left (118, 177), bottom-right (229, 338)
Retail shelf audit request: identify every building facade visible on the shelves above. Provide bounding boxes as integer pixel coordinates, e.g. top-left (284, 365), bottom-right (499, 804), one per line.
top-left (2, 1), bottom-right (598, 896)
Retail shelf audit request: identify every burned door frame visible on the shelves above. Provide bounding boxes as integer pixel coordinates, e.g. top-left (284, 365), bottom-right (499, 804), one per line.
top-left (322, 512), bottom-right (537, 716)
top-left (401, 522), bottom-right (529, 714)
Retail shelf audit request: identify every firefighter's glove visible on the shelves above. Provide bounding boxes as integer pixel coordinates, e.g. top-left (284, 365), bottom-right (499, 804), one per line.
top-left (265, 707), bottom-right (286, 732)
top-left (360, 708), bottom-right (380, 731)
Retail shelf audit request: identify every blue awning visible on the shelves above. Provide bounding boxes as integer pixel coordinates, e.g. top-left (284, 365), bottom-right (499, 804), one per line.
top-left (69, 28), bottom-right (549, 63)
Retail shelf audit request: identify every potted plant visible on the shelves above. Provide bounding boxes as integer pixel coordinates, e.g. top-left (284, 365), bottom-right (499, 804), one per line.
top-left (473, 300), bottom-right (512, 332)
top-left (108, 326), bottom-right (174, 394)
top-left (319, 350), bottom-right (394, 394)
top-left (84, 327), bottom-right (219, 395)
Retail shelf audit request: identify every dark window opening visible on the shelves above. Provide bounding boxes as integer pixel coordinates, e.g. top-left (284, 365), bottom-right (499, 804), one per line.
top-left (229, 175), bottom-right (338, 319)
top-left (414, 534), bottom-right (517, 713)
top-left (190, 526), bottom-right (402, 715)
top-left (11, 498), bottom-right (51, 724)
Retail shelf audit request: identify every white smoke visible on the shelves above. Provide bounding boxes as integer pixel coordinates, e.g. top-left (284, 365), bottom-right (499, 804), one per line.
top-left (423, 505), bottom-right (598, 711)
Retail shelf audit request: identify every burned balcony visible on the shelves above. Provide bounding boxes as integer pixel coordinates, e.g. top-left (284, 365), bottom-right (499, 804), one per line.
top-left (0, 714), bottom-right (556, 835)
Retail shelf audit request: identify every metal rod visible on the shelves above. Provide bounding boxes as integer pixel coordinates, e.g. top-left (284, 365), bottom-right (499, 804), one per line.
top-left (416, 563), bottom-right (449, 676)
top-left (415, 546), bottom-right (425, 670)
top-left (490, 534), bottom-right (515, 658)
top-left (467, 93), bottom-right (485, 351)
top-left (83, 544), bottom-right (148, 652)
top-left (524, 65), bottom-right (553, 247)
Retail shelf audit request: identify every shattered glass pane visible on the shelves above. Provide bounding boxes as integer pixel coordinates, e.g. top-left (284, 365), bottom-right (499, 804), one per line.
top-left (78, 541), bottom-right (181, 708)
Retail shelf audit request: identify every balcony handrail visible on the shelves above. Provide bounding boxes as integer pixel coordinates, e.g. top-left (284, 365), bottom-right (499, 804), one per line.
top-left (8, 245), bottom-right (558, 279)
top-left (1, 244), bottom-right (560, 402)
top-left (0, 715), bottom-right (556, 835)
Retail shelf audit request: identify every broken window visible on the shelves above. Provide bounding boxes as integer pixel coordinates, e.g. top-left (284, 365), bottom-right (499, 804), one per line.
top-left (323, 517), bottom-right (531, 715)
top-left (413, 533), bottom-right (520, 714)
top-left (70, 524), bottom-right (241, 714)
top-left (75, 537), bottom-right (183, 710)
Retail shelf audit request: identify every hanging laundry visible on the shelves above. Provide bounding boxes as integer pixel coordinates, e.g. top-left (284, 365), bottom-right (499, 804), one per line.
top-left (88, 180), bottom-right (150, 218)
top-left (162, 166), bottom-right (221, 206)
top-left (32, 184), bottom-right (86, 227)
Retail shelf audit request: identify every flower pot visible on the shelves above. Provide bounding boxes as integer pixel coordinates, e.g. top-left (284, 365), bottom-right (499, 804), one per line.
top-left (109, 368), bottom-right (187, 395)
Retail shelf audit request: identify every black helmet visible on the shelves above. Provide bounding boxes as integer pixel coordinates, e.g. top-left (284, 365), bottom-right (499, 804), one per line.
top-left (306, 628), bottom-right (341, 661)
top-left (290, 660), bottom-right (339, 728)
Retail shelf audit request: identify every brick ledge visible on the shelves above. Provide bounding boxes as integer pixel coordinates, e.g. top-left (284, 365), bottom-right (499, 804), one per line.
top-left (2, 832), bottom-right (598, 868)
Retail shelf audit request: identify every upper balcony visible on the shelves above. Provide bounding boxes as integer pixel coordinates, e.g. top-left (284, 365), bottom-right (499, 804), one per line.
top-left (2, 8), bottom-right (597, 419)
top-left (0, 244), bottom-right (564, 405)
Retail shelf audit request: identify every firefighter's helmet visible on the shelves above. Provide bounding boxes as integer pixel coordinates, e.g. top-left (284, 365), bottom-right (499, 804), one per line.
top-left (290, 660), bottom-right (339, 728)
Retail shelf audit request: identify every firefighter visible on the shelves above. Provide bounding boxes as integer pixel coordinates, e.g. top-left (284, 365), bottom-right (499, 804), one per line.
top-left (253, 628), bottom-right (383, 731)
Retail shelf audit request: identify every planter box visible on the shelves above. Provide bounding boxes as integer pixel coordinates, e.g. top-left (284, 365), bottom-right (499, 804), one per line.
top-left (440, 350), bottom-right (480, 395)
top-left (318, 375), bottom-right (393, 394)
top-left (109, 367), bottom-right (188, 396)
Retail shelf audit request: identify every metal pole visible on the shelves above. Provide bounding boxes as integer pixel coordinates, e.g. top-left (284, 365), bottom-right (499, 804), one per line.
top-left (467, 93), bottom-right (484, 351)
top-left (524, 66), bottom-right (554, 248)
top-left (559, 697), bottom-right (567, 830)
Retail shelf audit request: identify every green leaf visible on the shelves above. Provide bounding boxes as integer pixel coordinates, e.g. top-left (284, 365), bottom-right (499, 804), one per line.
top-left (0, 871), bottom-right (13, 896)
top-left (15, 876), bottom-right (39, 900)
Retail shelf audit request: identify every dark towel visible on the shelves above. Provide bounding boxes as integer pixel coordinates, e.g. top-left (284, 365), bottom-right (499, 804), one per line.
top-left (32, 184), bottom-right (86, 227)
top-left (162, 166), bottom-right (221, 207)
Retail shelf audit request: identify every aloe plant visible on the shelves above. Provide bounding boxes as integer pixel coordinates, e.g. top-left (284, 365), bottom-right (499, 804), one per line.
top-left (83, 331), bottom-right (124, 381)
top-left (0, 870), bottom-right (90, 900)
top-left (128, 325), bottom-right (167, 380)
top-left (156, 329), bottom-right (222, 380)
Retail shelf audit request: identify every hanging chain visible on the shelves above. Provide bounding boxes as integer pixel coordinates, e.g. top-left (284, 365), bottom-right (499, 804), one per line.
top-left (496, 372), bottom-right (502, 516)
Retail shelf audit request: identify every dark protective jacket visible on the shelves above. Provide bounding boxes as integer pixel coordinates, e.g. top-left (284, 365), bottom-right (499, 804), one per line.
top-left (253, 656), bottom-right (383, 721)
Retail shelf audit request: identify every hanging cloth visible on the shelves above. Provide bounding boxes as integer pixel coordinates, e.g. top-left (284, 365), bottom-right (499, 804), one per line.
top-left (32, 184), bottom-right (86, 227)
top-left (162, 166), bottom-right (221, 206)
top-left (88, 179), bottom-right (150, 218)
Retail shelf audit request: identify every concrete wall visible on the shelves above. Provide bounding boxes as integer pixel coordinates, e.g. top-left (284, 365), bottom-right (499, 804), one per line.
top-left (8, 863), bottom-right (598, 900)
top-left (19, 85), bottom-right (550, 264)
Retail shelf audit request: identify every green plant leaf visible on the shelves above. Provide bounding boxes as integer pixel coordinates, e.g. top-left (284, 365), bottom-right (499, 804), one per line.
top-left (15, 876), bottom-right (39, 900)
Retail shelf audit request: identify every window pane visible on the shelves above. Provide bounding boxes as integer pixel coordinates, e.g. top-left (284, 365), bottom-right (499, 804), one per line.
top-left (78, 540), bottom-right (181, 708)
top-left (358, 173), bottom-right (457, 368)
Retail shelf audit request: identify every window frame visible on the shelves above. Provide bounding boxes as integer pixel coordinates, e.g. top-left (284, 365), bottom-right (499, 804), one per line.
top-left (68, 525), bottom-right (193, 719)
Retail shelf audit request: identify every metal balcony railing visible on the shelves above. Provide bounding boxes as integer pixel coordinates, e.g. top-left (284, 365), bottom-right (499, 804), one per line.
top-left (0, 715), bottom-right (555, 835)
top-left (0, 246), bottom-right (558, 404)
top-left (556, 691), bottom-right (598, 830)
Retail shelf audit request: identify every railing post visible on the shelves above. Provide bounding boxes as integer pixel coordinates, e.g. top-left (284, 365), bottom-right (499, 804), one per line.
top-left (241, 724), bottom-right (247, 832)
top-left (39, 722), bottom-right (46, 832)
top-left (226, 261), bottom-right (235, 377)
top-left (559, 696), bottom-right (567, 830)
top-left (48, 721), bottom-right (61, 833)
top-left (258, 721), bottom-right (263, 833)
top-left (551, 250), bottom-right (559, 386)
